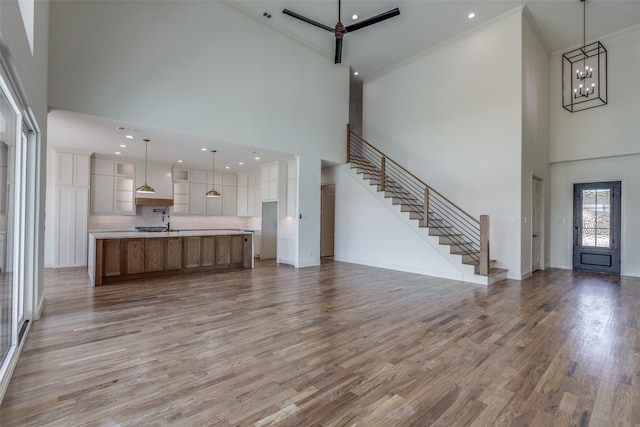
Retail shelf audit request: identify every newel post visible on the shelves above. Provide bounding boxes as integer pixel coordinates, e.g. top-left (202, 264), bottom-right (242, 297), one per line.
top-left (346, 124), bottom-right (351, 163)
top-left (380, 157), bottom-right (386, 192)
top-left (479, 215), bottom-right (490, 276)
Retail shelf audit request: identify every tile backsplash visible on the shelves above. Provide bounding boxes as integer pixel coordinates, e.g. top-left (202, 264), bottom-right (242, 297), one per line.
top-left (89, 206), bottom-right (261, 231)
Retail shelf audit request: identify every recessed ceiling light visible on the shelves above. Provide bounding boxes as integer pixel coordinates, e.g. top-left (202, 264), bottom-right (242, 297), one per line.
top-left (178, 160), bottom-right (183, 163)
top-left (225, 166), bottom-right (230, 169)
top-left (239, 162), bottom-right (244, 165)
top-left (254, 157), bottom-right (261, 160)
top-left (468, 12), bottom-right (476, 19)
top-left (125, 135), bottom-right (134, 139)
top-left (201, 148), bottom-right (207, 151)
top-left (352, 14), bottom-right (358, 20)
top-left (119, 144), bottom-right (127, 148)
top-left (354, 71), bottom-right (359, 76)
top-left (115, 151), bottom-right (121, 155)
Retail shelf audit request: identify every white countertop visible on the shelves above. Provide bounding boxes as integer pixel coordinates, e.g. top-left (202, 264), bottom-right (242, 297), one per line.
top-left (90, 229), bottom-right (254, 239)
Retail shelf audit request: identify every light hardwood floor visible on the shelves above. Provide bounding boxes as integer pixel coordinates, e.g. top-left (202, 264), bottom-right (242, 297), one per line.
top-left (1, 260), bottom-right (638, 426)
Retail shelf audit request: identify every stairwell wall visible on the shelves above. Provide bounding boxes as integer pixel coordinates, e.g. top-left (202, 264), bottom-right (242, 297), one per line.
top-left (362, 11), bottom-right (524, 279)
top-left (326, 164), bottom-right (466, 281)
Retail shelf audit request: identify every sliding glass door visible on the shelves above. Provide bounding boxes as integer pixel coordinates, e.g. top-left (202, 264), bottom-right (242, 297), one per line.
top-left (0, 75), bottom-right (25, 372)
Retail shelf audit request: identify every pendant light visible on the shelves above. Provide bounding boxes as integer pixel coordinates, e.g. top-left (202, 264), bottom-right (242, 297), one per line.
top-left (206, 150), bottom-right (221, 198)
top-left (561, 0), bottom-right (607, 112)
top-left (136, 138), bottom-right (155, 193)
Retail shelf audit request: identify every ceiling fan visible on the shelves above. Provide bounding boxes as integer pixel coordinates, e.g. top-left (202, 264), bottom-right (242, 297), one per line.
top-left (282, 0), bottom-right (400, 64)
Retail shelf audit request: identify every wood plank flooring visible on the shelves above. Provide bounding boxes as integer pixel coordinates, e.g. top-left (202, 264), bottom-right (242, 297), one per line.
top-left (1, 260), bottom-right (638, 426)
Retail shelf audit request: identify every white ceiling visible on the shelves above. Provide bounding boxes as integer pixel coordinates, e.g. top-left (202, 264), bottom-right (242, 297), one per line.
top-left (47, 109), bottom-right (294, 172)
top-left (47, 0), bottom-right (640, 169)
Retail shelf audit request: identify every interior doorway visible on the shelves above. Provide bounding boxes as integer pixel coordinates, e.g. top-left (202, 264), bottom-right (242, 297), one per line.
top-left (573, 181), bottom-right (621, 274)
top-left (321, 184), bottom-right (335, 257)
top-left (261, 201), bottom-right (277, 259)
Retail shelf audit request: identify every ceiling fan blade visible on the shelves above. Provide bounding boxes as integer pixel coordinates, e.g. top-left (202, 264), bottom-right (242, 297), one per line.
top-left (345, 8), bottom-right (400, 33)
top-left (282, 9), bottom-right (335, 32)
top-left (334, 37), bottom-right (343, 64)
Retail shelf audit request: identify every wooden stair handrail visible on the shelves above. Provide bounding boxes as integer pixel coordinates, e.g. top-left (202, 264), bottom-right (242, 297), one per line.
top-left (349, 130), bottom-right (480, 225)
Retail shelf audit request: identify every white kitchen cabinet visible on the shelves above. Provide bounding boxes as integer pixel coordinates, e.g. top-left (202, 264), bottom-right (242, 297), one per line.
top-left (205, 194), bottom-right (222, 215)
top-left (286, 159), bottom-right (297, 217)
top-left (173, 182), bottom-right (189, 214)
top-left (260, 162), bottom-right (278, 201)
top-left (90, 155), bottom-right (134, 215)
top-left (114, 177), bottom-right (134, 213)
top-left (92, 157), bottom-right (114, 176)
top-left (90, 174), bottom-right (115, 214)
top-left (277, 234), bottom-right (296, 266)
top-left (222, 185), bottom-right (237, 216)
top-left (252, 172), bottom-right (262, 215)
top-left (236, 173), bottom-right (248, 216)
top-left (55, 151), bottom-right (91, 268)
top-left (58, 153), bottom-right (90, 187)
top-left (189, 182), bottom-right (207, 215)
top-left (191, 169), bottom-right (207, 184)
top-left (115, 161), bottom-right (134, 177)
top-left (57, 153), bottom-right (74, 186)
top-left (56, 188), bottom-right (89, 267)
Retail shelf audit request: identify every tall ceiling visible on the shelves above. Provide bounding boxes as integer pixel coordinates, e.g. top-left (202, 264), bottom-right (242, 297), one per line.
top-left (239, 0), bottom-right (640, 79)
top-left (47, 0), bottom-right (640, 169)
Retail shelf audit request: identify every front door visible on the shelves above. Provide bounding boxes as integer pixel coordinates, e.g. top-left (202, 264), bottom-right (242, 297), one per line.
top-left (573, 181), bottom-right (621, 274)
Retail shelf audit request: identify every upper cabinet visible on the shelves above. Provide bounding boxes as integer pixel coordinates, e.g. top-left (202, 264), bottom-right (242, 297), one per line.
top-left (57, 152), bottom-right (90, 187)
top-left (237, 170), bottom-right (261, 217)
top-left (286, 159), bottom-right (297, 218)
top-left (90, 156), bottom-right (135, 215)
top-left (261, 162), bottom-right (278, 201)
top-left (135, 161), bottom-right (173, 200)
top-left (171, 167), bottom-right (238, 216)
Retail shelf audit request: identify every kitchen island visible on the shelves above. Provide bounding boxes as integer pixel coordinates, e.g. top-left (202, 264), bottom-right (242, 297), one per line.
top-left (88, 230), bottom-right (254, 286)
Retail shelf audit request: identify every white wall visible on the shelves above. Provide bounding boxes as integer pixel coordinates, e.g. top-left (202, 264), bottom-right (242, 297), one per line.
top-left (328, 164), bottom-right (465, 280)
top-left (363, 11), bottom-right (524, 278)
top-left (521, 12), bottom-right (550, 276)
top-left (549, 155), bottom-right (640, 276)
top-left (549, 26), bottom-right (640, 276)
top-left (550, 26), bottom-right (640, 162)
top-left (48, 1), bottom-right (349, 268)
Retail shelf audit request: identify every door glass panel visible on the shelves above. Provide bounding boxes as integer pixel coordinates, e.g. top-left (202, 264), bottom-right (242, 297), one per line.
top-left (581, 188), bottom-right (611, 248)
top-left (0, 86), bottom-right (18, 363)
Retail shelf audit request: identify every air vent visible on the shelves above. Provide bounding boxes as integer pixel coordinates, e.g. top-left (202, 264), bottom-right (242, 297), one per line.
top-left (117, 126), bottom-right (141, 133)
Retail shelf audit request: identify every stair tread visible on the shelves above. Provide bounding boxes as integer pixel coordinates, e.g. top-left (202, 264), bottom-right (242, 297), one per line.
top-left (351, 157), bottom-right (505, 283)
top-left (487, 267), bottom-right (508, 276)
top-left (463, 259), bottom-right (496, 266)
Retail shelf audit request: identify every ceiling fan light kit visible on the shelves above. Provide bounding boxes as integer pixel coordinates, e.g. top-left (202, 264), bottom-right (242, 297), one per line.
top-left (283, 0), bottom-right (400, 64)
top-left (562, 0), bottom-right (607, 112)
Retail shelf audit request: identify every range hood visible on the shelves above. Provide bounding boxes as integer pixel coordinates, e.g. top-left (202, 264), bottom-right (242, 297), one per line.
top-left (136, 197), bottom-right (173, 206)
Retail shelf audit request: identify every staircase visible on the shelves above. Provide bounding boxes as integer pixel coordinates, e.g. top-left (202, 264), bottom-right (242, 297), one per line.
top-left (347, 127), bottom-right (508, 285)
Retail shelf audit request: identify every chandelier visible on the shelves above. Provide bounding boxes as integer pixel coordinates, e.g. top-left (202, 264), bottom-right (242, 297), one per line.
top-left (562, 0), bottom-right (607, 112)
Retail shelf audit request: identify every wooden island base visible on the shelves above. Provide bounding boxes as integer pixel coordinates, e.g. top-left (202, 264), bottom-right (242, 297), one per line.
top-left (89, 231), bottom-right (253, 286)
